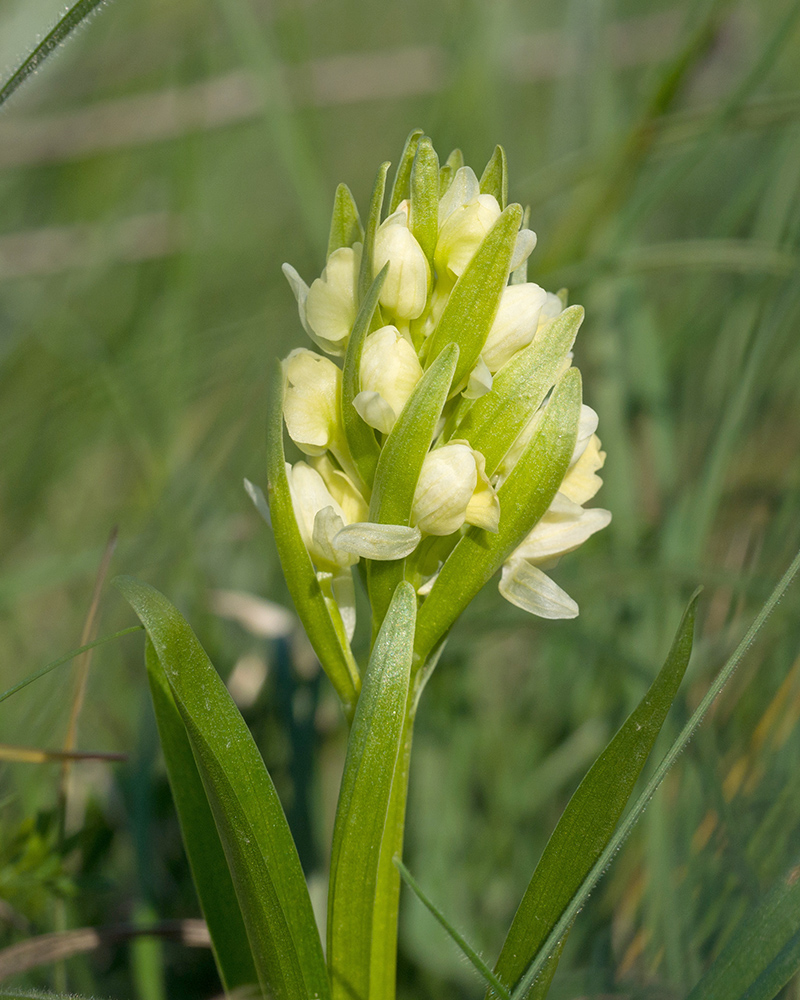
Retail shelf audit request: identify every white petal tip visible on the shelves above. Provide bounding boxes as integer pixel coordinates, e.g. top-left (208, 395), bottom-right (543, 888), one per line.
top-left (333, 522), bottom-right (421, 560)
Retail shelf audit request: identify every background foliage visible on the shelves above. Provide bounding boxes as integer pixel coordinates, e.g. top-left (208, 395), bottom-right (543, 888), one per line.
top-left (1, 0), bottom-right (800, 997)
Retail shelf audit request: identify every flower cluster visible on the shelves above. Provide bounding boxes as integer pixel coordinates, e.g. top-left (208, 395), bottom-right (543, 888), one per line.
top-left (274, 134), bottom-right (610, 644)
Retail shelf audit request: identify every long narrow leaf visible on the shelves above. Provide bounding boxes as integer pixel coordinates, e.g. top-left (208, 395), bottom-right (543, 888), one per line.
top-left (687, 861), bottom-right (800, 1000)
top-left (117, 577), bottom-right (330, 1000)
top-left (358, 162), bottom-right (390, 302)
top-left (0, 0), bottom-right (107, 110)
top-left (388, 129), bottom-right (424, 213)
top-left (491, 591), bottom-right (700, 1000)
top-left (145, 638), bottom-right (257, 992)
top-left (327, 184), bottom-right (364, 258)
top-left (327, 582), bottom-right (415, 1000)
top-left (510, 547), bottom-right (800, 1000)
top-left (266, 361), bottom-right (360, 714)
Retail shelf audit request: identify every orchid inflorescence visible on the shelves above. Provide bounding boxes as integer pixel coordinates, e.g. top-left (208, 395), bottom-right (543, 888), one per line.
top-left (264, 131), bottom-right (610, 705)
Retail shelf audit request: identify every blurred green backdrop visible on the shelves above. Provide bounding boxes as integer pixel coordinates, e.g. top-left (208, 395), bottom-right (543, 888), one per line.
top-left (1, 0), bottom-right (800, 997)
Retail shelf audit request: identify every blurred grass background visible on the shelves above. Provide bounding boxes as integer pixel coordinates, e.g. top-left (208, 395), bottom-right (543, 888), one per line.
top-left (1, 0), bottom-right (800, 996)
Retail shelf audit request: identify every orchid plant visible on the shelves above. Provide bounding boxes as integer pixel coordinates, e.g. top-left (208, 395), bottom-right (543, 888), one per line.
top-left (113, 131), bottom-right (800, 1000)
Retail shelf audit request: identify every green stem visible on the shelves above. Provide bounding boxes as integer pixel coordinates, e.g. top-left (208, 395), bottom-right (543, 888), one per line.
top-left (369, 699), bottom-right (416, 1000)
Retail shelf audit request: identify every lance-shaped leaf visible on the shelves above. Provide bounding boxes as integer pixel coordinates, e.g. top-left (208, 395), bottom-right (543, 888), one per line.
top-left (480, 145), bottom-right (508, 209)
top-left (144, 638), bottom-right (257, 993)
top-left (425, 204), bottom-right (522, 392)
top-left (453, 305), bottom-right (583, 476)
top-left (117, 578), bottom-right (330, 1000)
top-left (488, 592), bottom-right (700, 1000)
top-left (388, 128), bottom-right (424, 213)
top-left (358, 161), bottom-right (390, 302)
top-left (367, 344), bottom-right (459, 629)
top-left (327, 183), bottom-right (364, 258)
top-left (686, 860), bottom-right (800, 1000)
top-left (327, 581), bottom-right (415, 1000)
top-left (414, 368), bottom-right (582, 665)
top-left (410, 137), bottom-right (440, 265)
top-left (439, 148), bottom-right (464, 195)
top-left (340, 264), bottom-right (387, 490)
top-left (266, 362), bottom-right (360, 714)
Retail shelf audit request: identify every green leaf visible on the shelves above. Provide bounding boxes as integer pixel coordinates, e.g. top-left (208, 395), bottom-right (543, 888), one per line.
top-left (491, 591), bottom-right (700, 1000)
top-left (0, 0), bottom-right (107, 110)
top-left (116, 577), bottom-right (330, 1000)
top-left (410, 137), bottom-right (440, 264)
top-left (266, 361), bottom-right (360, 714)
top-left (327, 183), bottom-right (364, 258)
top-left (414, 368), bottom-right (582, 666)
top-left (367, 344), bottom-right (459, 631)
top-left (327, 582), bottom-right (415, 1000)
top-left (395, 858), bottom-right (510, 998)
top-left (144, 637), bottom-right (257, 992)
top-left (425, 204), bottom-right (523, 392)
top-left (453, 305), bottom-right (584, 476)
top-left (388, 128), bottom-right (424, 213)
top-left (480, 145), bottom-right (508, 209)
top-left (507, 547), bottom-right (800, 1000)
top-left (687, 862), bottom-right (800, 1000)
top-left (340, 264), bottom-right (388, 491)
top-left (358, 161), bottom-right (391, 302)
top-left (439, 148), bottom-right (464, 195)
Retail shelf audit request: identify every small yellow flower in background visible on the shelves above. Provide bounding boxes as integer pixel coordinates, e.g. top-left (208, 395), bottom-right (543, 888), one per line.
top-left (274, 132), bottom-right (611, 638)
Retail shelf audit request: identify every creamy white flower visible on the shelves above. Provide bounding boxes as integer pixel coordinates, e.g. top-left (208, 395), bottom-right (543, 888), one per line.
top-left (373, 209), bottom-right (430, 321)
top-left (482, 282), bottom-right (548, 372)
top-left (499, 560), bottom-right (579, 619)
top-left (513, 492), bottom-right (611, 564)
top-left (411, 442), bottom-right (500, 535)
top-left (437, 166), bottom-right (481, 225)
top-left (537, 291), bottom-right (565, 331)
top-left (285, 461), bottom-right (357, 571)
top-left (304, 246), bottom-right (361, 356)
top-left (561, 434), bottom-right (606, 505)
top-left (462, 357), bottom-right (493, 400)
top-left (310, 454), bottom-right (369, 524)
top-left (509, 229), bottom-right (537, 273)
top-left (353, 325), bottom-right (423, 434)
top-left (283, 349), bottom-right (342, 456)
top-left (434, 193), bottom-right (501, 278)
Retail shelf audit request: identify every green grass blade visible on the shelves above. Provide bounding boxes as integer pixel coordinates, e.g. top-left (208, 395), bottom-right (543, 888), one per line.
top-left (0, 0), bottom-right (107, 110)
top-left (327, 581), bottom-right (415, 1000)
top-left (116, 577), bottom-right (330, 1000)
top-left (492, 591), bottom-right (700, 1000)
top-left (367, 344), bottom-right (459, 629)
top-left (388, 129), bottom-right (424, 214)
top-left (687, 861), bottom-right (800, 1000)
top-left (0, 992), bottom-right (109, 999)
top-left (479, 145), bottom-right (508, 209)
top-left (328, 184), bottom-right (364, 258)
top-left (425, 204), bottom-right (522, 391)
top-left (358, 162), bottom-right (391, 302)
top-left (0, 626), bottom-right (143, 707)
top-left (341, 265), bottom-right (388, 490)
top-left (414, 368), bottom-right (582, 666)
top-left (509, 548), bottom-right (800, 1000)
top-left (395, 858), bottom-right (510, 998)
top-left (410, 137), bottom-right (440, 265)
top-left (144, 638), bottom-right (257, 992)
top-left (266, 361), bottom-right (360, 714)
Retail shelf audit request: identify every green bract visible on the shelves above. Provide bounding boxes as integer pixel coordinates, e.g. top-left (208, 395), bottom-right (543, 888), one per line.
top-left (274, 132), bottom-right (611, 687)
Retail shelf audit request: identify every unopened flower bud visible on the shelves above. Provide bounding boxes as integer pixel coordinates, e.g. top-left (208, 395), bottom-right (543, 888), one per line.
top-left (373, 211), bottom-right (430, 321)
top-left (285, 461), bottom-right (358, 571)
top-left (283, 348), bottom-right (343, 456)
top-left (304, 246), bottom-right (361, 356)
top-left (353, 325), bottom-right (423, 434)
top-left (482, 282), bottom-right (548, 372)
top-left (434, 193), bottom-right (501, 278)
top-left (411, 442), bottom-right (500, 536)
top-left (310, 454), bottom-right (369, 524)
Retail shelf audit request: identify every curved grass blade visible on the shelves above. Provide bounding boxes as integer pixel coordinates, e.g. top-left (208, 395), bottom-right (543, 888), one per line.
top-left (327, 582), bottom-right (415, 1000)
top-left (480, 145), bottom-right (508, 209)
top-left (367, 344), bottom-right (459, 630)
top-left (341, 264), bottom-right (388, 491)
top-left (116, 577), bottom-right (330, 1000)
top-left (266, 362), bottom-right (360, 715)
top-left (509, 547), bottom-right (800, 1000)
top-left (388, 129), bottom-right (424, 214)
top-left (328, 184), bottom-right (364, 258)
top-left (0, 0), bottom-right (107, 110)
top-left (145, 638), bottom-right (257, 992)
top-left (414, 369), bottom-right (582, 666)
top-left (358, 162), bottom-right (390, 302)
top-left (425, 204), bottom-right (522, 391)
top-left (687, 860), bottom-right (800, 1000)
top-left (490, 591), bottom-right (700, 1000)
top-left (395, 858), bottom-right (510, 998)
top-left (453, 305), bottom-right (583, 475)
top-left (410, 137), bottom-right (440, 265)
top-left (0, 626), bottom-right (143, 707)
